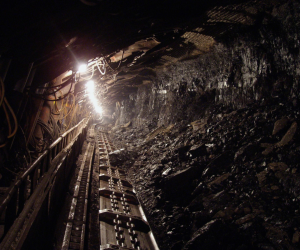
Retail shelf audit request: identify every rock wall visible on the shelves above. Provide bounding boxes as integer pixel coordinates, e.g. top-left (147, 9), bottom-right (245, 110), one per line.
top-left (110, 1), bottom-right (300, 250)
top-left (114, 0), bottom-right (300, 128)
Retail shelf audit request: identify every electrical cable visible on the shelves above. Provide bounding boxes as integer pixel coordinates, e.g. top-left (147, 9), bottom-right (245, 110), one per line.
top-left (33, 113), bottom-right (60, 151)
top-left (57, 90), bottom-right (65, 112)
top-left (31, 74), bottom-right (74, 90)
top-left (45, 79), bottom-right (72, 95)
top-left (58, 93), bottom-right (75, 120)
top-left (33, 82), bottom-right (65, 90)
top-left (52, 91), bottom-right (65, 115)
top-left (19, 125), bottom-right (32, 165)
top-left (32, 78), bottom-right (74, 101)
top-left (29, 73), bottom-right (75, 102)
top-left (79, 65), bottom-right (95, 81)
top-left (4, 97), bottom-right (18, 139)
top-left (66, 103), bottom-right (78, 130)
top-left (79, 57), bottom-right (106, 80)
top-left (0, 77), bottom-right (18, 147)
top-left (96, 58), bottom-right (106, 75)
top-left (1, 165), bottom-right (17, 176)
top-left (49, 113), bottom-right (60, 138)
top-left (28, 81), bottom-right (70, 96)
top-left (3, 102), bottom-right (12, 136)
top-left (32, 90), bottom-right (71, 101)
top-left (51, 92), bottom-right (60, 115)
top-left (30, 119), bottom-right (52, 153)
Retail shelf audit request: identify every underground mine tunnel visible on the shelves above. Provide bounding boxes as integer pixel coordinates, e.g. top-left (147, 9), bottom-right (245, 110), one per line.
top-left (1, 0), bottom-right (300, 249)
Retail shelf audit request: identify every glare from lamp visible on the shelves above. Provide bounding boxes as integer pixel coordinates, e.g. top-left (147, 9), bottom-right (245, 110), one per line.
top-left (95, 106), bottom-right (103, 114)
top-left (86, 80), bottom-right (94, 92)
top-left (78, 64), bottom-right (88, 73)
top-left (85, 80), bottom-right (103, 115)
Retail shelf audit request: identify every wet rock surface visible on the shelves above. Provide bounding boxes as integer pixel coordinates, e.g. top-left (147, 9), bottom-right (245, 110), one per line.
top-left (108, 2), bottom-right (300, 249)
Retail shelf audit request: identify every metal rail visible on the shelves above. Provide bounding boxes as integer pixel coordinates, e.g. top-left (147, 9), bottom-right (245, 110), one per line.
top-left (0, 117), bottom-right (89, 248)
top-left (97, 129), bottom-right (159, 250)
top-left (62, 125), bottom-right (95, 250)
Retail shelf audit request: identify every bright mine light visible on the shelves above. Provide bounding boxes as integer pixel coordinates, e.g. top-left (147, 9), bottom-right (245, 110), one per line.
top-left (95, 106), bottom-right (103, 114)
top-left (78, 64), bottom-right (88, 73)
top-left (86, 80), bottom-right (94, 92)
top-left (86, 80), bottom-right (103, 115)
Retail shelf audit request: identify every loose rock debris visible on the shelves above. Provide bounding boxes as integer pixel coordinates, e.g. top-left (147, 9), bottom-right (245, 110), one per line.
top-left (111, 102), bottom-right (300, 250)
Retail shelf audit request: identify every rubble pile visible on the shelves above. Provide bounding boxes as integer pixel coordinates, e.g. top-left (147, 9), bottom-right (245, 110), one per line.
top-left (111, 102), bottom-right (300, 249)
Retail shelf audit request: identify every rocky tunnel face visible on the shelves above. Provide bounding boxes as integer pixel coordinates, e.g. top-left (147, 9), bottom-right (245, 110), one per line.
top-left (106, 1), bottom-right (300, 249)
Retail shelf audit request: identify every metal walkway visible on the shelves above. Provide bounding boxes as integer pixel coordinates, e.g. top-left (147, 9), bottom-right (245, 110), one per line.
top-left (97, 128), bottom-right (159, 250)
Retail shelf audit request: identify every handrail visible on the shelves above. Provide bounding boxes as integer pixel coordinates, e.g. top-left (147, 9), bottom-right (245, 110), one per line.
top-left (0, 117), bottom-right (90, 250)
top-left (0, 117), bottom-right (89, 217)
top-left (20, 150), bottom-right (48, 180)
top-left (0, 151), bottom-right (48, 216)
top-left (49, 118), bottom-right (86, 150)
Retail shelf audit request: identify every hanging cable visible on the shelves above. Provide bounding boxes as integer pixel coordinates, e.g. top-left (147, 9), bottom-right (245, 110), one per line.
top-left (5, 97), bottom-right (18, 138)
top-left (3, 102), bottom-right (12, 136)
top-left (51, 92), bottom-right (60, 115)
top-left (19, 125), bottom-right (32, 165)
top-left (52, 90), bottom-right (65, 115)
top-left (30, 72), bottom-right (76, 101)
top-left (32, 78), bottom-right (74, 101)
top-left (66, 103), bottom-right (78, 130)
top-left (0, 75), bottom-right (18, 147)
top-left (79, 65), bottom-right (95, 81)
top-left (39, 81), bottom-right (71, 96)
top-left (58, 93), bottom-right (75, 120)
top-left (96, 57), bottom-right (106, 75)
top-left (28, 77), bottom-right (72, 96)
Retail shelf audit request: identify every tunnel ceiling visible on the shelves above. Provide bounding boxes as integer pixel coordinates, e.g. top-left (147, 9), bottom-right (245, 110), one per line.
top-left (0, 0), bottom-right (283, 108)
